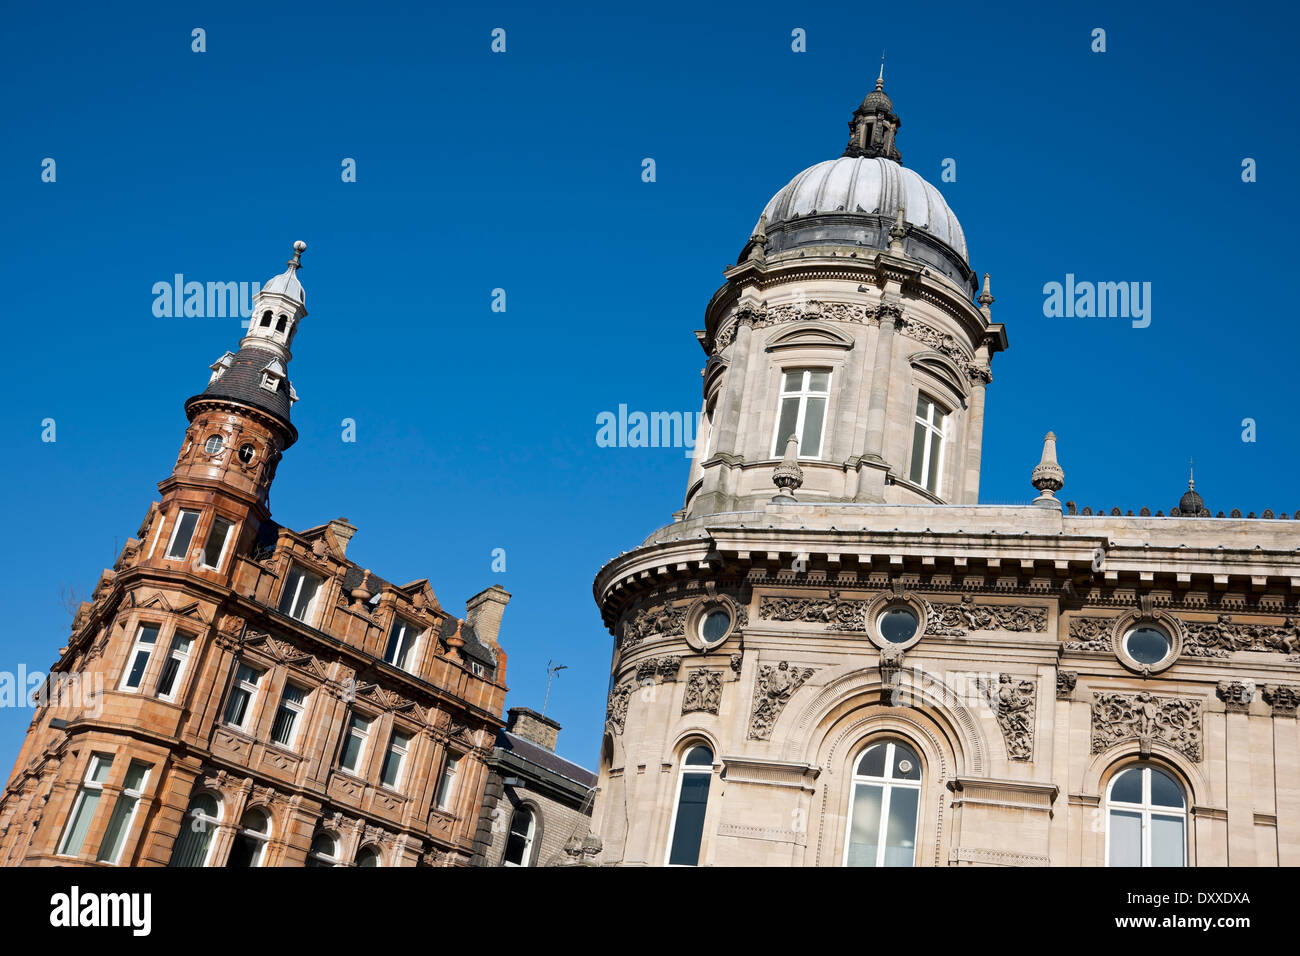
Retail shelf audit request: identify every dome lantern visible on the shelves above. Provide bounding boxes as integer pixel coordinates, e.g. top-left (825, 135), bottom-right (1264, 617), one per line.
top-left (843, 55), bottom-right (902, 162)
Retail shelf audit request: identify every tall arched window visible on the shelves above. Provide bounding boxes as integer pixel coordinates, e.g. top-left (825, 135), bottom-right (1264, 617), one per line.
top-left (355, 845), bottom-right (381, 867)
top-left (665, 744), bottom-right (713, 866)
top-left (226, 807), bottom-right (270, 867)
top-left (306, 831), bottom-right (340, 867)
top-left (169, 793), bottom-right (220, 867)
top-left (1106, 764), bottom-right (1186, 866)
top-left (502, 807), bottom-right (536, 867)
top-left (844, 739), bottom-right (921, 867)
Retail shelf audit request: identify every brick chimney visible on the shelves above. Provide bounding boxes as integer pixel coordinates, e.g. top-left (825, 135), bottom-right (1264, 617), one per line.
top-left (506, 707), bottom-right (560, 752)
top-left (465, 585), bottom-right (510, 652)
top-left (327, 517), bottom-right (357, 558)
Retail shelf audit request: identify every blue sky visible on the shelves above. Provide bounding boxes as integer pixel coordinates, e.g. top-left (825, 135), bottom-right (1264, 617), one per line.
top-left (1, 0), bottom-right (1296, 772)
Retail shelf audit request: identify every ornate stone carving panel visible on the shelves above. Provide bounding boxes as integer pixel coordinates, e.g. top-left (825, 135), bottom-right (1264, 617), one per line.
top-left (682, 670), bottom-right (723, 715)
top-left (635, 656), bottom-right (682, 683)
top-left (606, 680), bottom-right (634, 735)
top-left (747, 662), bottom-right (816, 740)
top-left (619, 603), bottom-right (686, 649)
top-left (977, 674), bottom-right (1036, 761)
top-left (1065, 616), bottom-right (1114, 651)
top-left (1263, 684), bottom-right (1300, 717)
top-left (927, 597), bottom-right (1047, 634)
top-left (1184, 615), bottom-right (1300, 656)
top-left (1090, 691), bottom-right (1202, 761)
top-left (1056, 671), bottom-right (1077, 700)
top-left (758, 596), bottom-right (867, 630)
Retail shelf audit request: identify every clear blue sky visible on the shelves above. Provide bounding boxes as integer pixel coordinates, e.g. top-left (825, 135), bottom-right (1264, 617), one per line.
top-left (1, 0), bottom-right (1296, 773)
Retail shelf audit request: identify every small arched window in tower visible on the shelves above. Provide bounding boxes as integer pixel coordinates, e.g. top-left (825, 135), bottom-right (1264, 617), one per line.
top-left (845, 739), bottom-right (921, 867)
top-left (275, 315), bottom-right (287, 333)
top-left (665, 744), bottom-right (714, 866)
top-left (259, 310), bottom-right (272, 327)
top-left (168, 792), bottom-right (221, 867)
top-left (502, 807), bottom-right (536, 866)
top-left (1106, 764), bottom-right (1186, 866)
top-left (226, 807), bottom-right (271, 867)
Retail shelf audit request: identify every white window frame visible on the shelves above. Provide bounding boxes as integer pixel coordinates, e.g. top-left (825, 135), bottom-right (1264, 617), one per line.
top-left (502, 807), bottom-right (537, 867)
top-left (909, 394), bottom-right (948, 496)
top-left (57, 753), bottom-right (114, 857)
top-left (435, 755), bottom-right (460, 810)
top-left (200, 515), bottom-right (237, 570)
top-left (664, 744), bottom-right (715, 866)
top-left (119, 623), bottom-right (160, 692)
top-left (145, 510), bottom-right (164, 559)
top-left (1105, 765), bottom-right (1188, 867)
top-left (223, 663), bottom-right (263, 731)
top-left (154, 631), bottom-right (194, 701)
top-left (164, 509), bottom-right (202, 561)
top-left (279, 564), bottom-right (324, 624)
top-left (339, 712), bottom-right (372, 775)
top-left (380, 729), bottom-right (411, 791)
top-left (96, 760), bottom-right (151, 865)
top-left (770, 368), bottom-right (831, 460)
top-left (384, 617), bottom-right (421, 672)
top-left (270, 682), bottom-right (308, 750)
top-left (842, 739), bottom-right (923, 868)
top-left (231, 808), bottom-right (271, 867)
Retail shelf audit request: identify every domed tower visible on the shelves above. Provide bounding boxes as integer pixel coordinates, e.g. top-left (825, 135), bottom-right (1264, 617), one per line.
top-left (141, 243), bottom-right (308, 583)
top-left (685, 82), bottom-right (1005, 519)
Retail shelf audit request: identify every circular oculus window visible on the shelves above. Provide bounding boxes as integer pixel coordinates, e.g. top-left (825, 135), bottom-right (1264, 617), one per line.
top-left (699, 608), bottom-right (732, 646)
top-left (1124, 625), bottom-right (1171, 665)
top-left (878, 605), bottom-right (920, 644)
top-left (203, 435), bottom-right (224, 454)
top-left (238, 443), bottom-right (256, 464)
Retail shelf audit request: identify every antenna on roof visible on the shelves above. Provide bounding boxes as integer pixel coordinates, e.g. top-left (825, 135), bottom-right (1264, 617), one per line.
top-left (543, 660), bottom-right (568, 717)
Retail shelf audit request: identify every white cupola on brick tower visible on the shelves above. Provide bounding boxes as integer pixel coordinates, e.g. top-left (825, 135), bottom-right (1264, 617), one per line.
top-left (242, 240), bottom-right (308, 361)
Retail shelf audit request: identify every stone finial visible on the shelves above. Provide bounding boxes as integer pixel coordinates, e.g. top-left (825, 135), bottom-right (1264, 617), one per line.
top-left (287, 240), bottom-right (306, 271)
top-left (888, 199), bottom-right (908, 254)
top-left (771, 434), bottom-right (805, 502)
top-left (746, 213), bottom-right (768, 263)
top-left (977, 272), bottom-right (994, 318)
top-left (1031, 431), bottom-right (1065, 507)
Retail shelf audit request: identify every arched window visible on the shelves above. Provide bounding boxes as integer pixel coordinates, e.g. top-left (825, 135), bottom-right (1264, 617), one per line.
top-left (1106, 764), bottom-right (1186, 866)
top-left (226, 807), bottom-right (270, 867)
top-left (306, 831), bottom-right (339, 867)
top-left (169, 792), bottom-right (220, 867)
top-left (355, 845), bottom-right (381, 867)
top-left (665, 744), bottom-right (713, 866)
top-left (275, 315), bottom-right (287, 333)
top-left (502, 807), bottom-right (536, 867)
top-left (259, 310), bottom-right (272, 327)
top-left (844, 739), bottom-right (921, 867)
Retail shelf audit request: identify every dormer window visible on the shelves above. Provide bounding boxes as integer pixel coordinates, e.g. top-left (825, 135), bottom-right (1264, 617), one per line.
top-left (278, 564), bottom-right (324, 624)
top-left (208, 351), bottom-right (236, 384)
top-left (384, 618), bottom-right (421, 672)
top-left (260, 372), bottom-right (279, 392)
top-left (260, 358), bottom-right (287, 393)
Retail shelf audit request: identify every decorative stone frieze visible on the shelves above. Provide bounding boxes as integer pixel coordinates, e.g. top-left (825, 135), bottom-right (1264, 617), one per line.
top-left (681, 670), bottom-right (723, 715)
top-left (1065, 616), bottom-right (1114, 651)
top-left (635, 656), bottom-right (682, 684)
top-left (977, 674), bottom-right (1036, 760)
top-left (927, 596), bottom-right (1047, 634)
top-left (747, 662), bottom-right (817, 740)
top-left (1263, 684), bottom-right (1300, 717)
top-left (1216, 680), bottom-right (1257, 713)
top-left (758, 595), bottom-right (867, 630)
top-left (606, 680), bottom-right (634, 735)
top-left (1184, 614), bottom-right (1300, 656)
top-left (1090, 691), bottom-right (1202, 762)
top-left (619, 603), bottom-right (687, 648)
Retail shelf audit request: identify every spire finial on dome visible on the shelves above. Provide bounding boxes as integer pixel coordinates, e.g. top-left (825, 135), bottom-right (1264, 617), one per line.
top-left (842, 68), bottom-right (902, 162)
top-left (1178, 458), bottom-right (1207, 516)
top-left (877, 50), bottom-right (885, 89)
top-left (286, 240), bottom-right (307, 272)
top-left (1189, 457), bottom-right (1195, 490)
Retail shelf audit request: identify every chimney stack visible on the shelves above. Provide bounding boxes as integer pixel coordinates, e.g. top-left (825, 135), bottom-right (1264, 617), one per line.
top-left (506, 707), bottom-right (560, 752)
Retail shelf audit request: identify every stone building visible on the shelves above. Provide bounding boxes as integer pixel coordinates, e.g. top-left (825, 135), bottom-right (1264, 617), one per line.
top-left (589, 78), bottom-right (1300, 867)
top-left (0, 243), bottom-right (510, 867)
top-left (469, 707), bottom-right (596, 867)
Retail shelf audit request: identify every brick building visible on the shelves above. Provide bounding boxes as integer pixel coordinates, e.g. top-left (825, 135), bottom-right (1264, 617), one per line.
top-left (0, 243), bottom-right (510, 867)
top-left (470, 707), bottom-right (596, 866)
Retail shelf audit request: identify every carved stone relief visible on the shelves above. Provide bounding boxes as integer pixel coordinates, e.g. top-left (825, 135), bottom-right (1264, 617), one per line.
top-left (1065, 616), bottom-right (1114, 651)
top-left (977, 674), bottom-right (1036, 760)
top-left (1263, 684), bottom-right (1300, 717)
top-left (747, 661), bottom-right (816, 740)
top-left (635, 656), bottom-right (682, 684)
top-left (619, 603), bottom-right (687, 649)
top-left (681, 670), bottom-right (723, 716)
top-left (1184, 614), bottom-right (1300, 657)
top-left (927, 596), bottom-right (1047, 634)
top-left (1056, 671), bottom-right (1077, 700)
top-left (1091, 691), bottom-right (1202, 761)
top-left (606, 680), bottom-right (634, 735)
top-left (1216, 680), bottom-right (1256, 713)
top-left (758, 595), bottom-right (867, 630)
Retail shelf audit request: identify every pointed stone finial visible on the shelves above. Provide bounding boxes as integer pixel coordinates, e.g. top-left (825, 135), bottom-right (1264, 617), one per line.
top-left (772, 434), bottom-right (805, 502)
top-left (877, 50), bottom-right (886, 88)
top-left (888, 199), bottom-right (908, 253)
top-left (1031, 431), bottom-right (1065, 508)
top-left (1188, 457), bottom-right (1195, 490)
top-left (977, 272), bottom-right (994, 317)
top-left (746, 214), bottom-right (768, 263)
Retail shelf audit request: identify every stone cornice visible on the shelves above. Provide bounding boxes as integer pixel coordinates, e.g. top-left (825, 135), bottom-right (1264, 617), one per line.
top-left (719, 755), bottom-right (821, 791)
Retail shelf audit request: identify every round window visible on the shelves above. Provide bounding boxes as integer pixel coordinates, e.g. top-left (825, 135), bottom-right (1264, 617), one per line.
top-left (204, 435), bottom-right (224, 454)
top-left (238, 443), bottom-right (256, 464)
top-left (699, 608), bottom-right (732, 645)
top-left (878, 606), bottom-right (919, 644)
top-left (1124, 626), bottom-right (1170, 665)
